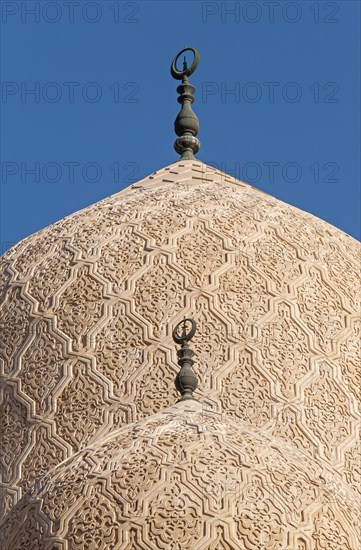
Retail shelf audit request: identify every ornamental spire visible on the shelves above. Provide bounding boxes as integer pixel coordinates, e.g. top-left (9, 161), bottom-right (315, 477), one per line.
top-left (170, 47), bottom-right (201, 160)
top-left (172, 318), bottom-right (198, 401)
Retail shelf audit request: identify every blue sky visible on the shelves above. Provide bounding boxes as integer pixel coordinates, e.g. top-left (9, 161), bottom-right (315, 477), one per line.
top-left (1, 0), bottom-right (360, 250)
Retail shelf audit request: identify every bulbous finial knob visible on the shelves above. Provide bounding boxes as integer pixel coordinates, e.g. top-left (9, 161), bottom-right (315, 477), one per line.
top-left (170, 48), bottom-right (201, 160)
top-left (173, 318), bottom-right (198, 402)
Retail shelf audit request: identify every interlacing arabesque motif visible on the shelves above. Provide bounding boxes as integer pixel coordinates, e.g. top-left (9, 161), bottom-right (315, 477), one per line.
top-left (0, 405), bottom-right (359, 549)
top-left (0, 161), bottom-right (360, 539)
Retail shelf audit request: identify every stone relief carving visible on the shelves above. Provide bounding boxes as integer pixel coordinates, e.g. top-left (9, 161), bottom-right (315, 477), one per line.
top-left (0, 161), bottom-right (360, 536)
top-left (0, 403), bottom-right (359, 549)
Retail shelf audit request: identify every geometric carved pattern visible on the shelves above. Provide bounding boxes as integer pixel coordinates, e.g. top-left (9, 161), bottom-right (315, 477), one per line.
top-left (0, 160), bottom-right (360, 539)
top-left (259, 301), bottom-right (311, 399)
top-left (26, 241), bottom-right (74, 311)
top-left (0, 287), bottom-right (32, 374)
top-left (303, 361), bottom-right (358, 463)
top-left (339, 317), bottom-right (361, 402)
top-left (217, 254), bottom-right (270, 345)
top-left (0, 385), bottom-right (29, 487)
top-left (246, 226), bottom-right (302, 292)
top-left (132, 348), bottom-right (178, 419)
top-left (297, 267), bottom-right (346, 354)
top-left (20, 424), bottom-right (66, 493)
top-left (0, 402), bottom-right (359, 549)
top-left (176, 219), bottom-right (225, 287)
top-left (55, 359), bottom-right (109, 452)
top-left (342, 432), bottom-right (361, 495)
top-left (94, 301), bottom-right (144, 399)
top-left (95, 226), bottom-right (146, 293)
top-left (219, 348), bottom-right (275, 427)
top-left (54, 264), bottom-right (105, 352)
top-left (133, 253), bottom-right (185, 340)
top-left (19, 318), bottom-right (66, 415)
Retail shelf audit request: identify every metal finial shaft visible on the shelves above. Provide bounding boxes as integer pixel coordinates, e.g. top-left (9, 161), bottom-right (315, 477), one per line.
top-left (172, 318), bottom-right (198, 402)
top-left (170, 48), bottom-right (201, 161)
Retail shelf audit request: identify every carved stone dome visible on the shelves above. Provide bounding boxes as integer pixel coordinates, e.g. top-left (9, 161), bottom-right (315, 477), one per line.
top-left (1, 400), bottom-right (359, 549)
top-left (1, 160), bottom-right (360, 519)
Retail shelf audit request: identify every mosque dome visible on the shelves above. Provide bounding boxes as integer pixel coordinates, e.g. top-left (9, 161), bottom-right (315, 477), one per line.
top-left (1, 399), bottom-right (359, 549)
top-left (0, 159), bottom-right (360, 519)
top-left (0, 46), bottom-right (360, 549)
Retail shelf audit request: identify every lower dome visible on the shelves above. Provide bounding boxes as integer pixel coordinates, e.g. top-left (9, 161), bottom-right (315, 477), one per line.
top-left (1, 401), bottom-right (358, 550)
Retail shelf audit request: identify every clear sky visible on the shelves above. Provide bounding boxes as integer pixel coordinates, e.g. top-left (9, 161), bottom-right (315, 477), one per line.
top-left (1, 0), bottom-right (360, 251)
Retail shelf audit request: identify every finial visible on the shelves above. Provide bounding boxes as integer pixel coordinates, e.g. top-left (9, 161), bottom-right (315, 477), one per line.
top-left (170, 47), bottom-right (201, 160)
top-left (173, 318), bottom-right (198, 402)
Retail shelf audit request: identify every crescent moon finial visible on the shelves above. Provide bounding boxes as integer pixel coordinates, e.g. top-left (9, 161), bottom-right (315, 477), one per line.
top-left (173, 318), bottom-right (198, 402)
top-left (170, 48), bottom-right (201, 161)
top-left (170, 47), bottom-right (200, 80)
top-left (172, 318), bottom-right (197, 345)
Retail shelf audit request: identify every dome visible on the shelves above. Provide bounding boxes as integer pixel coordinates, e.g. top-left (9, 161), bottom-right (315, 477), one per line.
top-left (0, 160), bottom-right (360, 515)
top-left (1, 400), bottom-right (359, 549)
